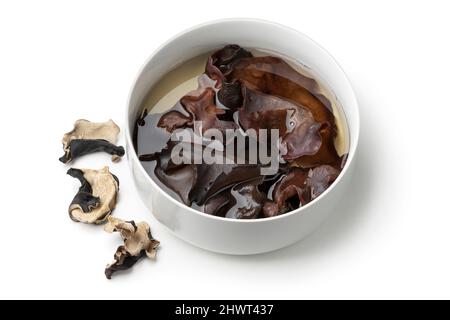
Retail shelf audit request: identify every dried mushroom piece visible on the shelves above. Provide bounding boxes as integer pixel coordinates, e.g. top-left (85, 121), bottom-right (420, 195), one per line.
top-left (104, 217), bottom-right (160, 279)
top-left (59, 119), bottom-right (125, 163)
top-left (67, 166), bottom-right (119, 224)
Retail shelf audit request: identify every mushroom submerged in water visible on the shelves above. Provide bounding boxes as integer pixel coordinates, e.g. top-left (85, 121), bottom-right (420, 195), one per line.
top-left (67, 166), bottom-right (119, 224)
top-left (104, 217), bottom-right (160, 279)
top-left (59, 119), bottom-right (125, 163)
top-left (136, 45), bottom-right (347, 219)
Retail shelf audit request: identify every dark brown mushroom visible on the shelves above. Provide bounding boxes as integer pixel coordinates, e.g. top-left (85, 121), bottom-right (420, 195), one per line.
top-left (67, 166), bottom-right (119, 224)
top-left (60, 119), bottom-right (125, 163)
top-left (135, 45), bottom-right (346, 219)
top-left (217, 80), bottom-right (243, 110)
top-left (224, 178), bottom-right (266, 219)
top-left (205, 44), bottom-right (252, 86)
top-left (230, 57), bottom-right (339, 167)
top-left (190, 164), bottom-right (262, 206)
top-left (203, 191), bottom-right (232, 216)
top-left (157, 110), bottom-right (191, 133)
top-left (104, 217), bottom-right (160, 279)
top-left (157, 87), bottom-right (237, 134)
top-left (239, 86), bottom-right (323, 160)
top-left (140, 142), bottom-right (198, 205)
top-left (209, 47), bottom-right (340, 167)
top-left (262, 165), bottom-right (340, 217)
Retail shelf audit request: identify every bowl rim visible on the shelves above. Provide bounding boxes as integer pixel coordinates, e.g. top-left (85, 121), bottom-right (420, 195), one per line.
top-left (125, 18), bottom-right (360, 224)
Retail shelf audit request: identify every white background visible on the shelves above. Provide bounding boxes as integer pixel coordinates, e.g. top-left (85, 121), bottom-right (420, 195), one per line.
top-left (0, 0), bottom-right (449, 300)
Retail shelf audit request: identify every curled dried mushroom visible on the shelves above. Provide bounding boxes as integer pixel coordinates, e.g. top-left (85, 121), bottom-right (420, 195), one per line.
top-left (60, 119), bottom-right (125, 163)
top-left (104, 217), bottom-right (160, 279)
top-left (67, 166), bottom-right (119, 224)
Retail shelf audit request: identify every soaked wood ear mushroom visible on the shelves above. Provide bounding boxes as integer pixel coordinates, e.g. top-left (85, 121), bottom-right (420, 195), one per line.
top-left (262, 164), bottom-right (340, 217)
top-left (67, 166), bottom-right (119, 224)
top-left (210, 48), bottom-right (341, 167)
top-left (104, 217), bottom-right (160, 279)
top-left (239, 86), bottom-right (323, 161)
top-left (136, 45), bottom-right (348, 219)
top-left (59, 119), bottom-right (125, 163)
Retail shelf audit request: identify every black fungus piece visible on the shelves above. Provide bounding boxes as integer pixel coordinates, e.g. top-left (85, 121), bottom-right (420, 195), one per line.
top-left (60, 119), bottom-right (125, 164)
top-left (59, 139), bottom-right (125, 164)
top-left (189, 164), bottom-right (262, 206)
top-left (225, 55), bottom-right (340, 167)
top-left (135, 45), bottom-right (346, 218)
top-left (217, 80), bottom-right (243, 110)
top-left (67, 168), bottom-right (100, 213)
top-left (105, 246), bottom-right (145, 280)
top-left (140, 142), bottom-right (197, 204)
top-left (67, 166), bottom-right (119, 224)
top-left (203, 191), bottom-right (232, 216)
top-left (104, 217), bottom-right (160, 279)
top-left (225, 178), bottom-right (266, 219)
top-left (207, 46), bottom-right (340, 167)
top-left (205, 44), bottom-right (253, 85)
top-left (158, 87), bottom-right (237, 134)
top-left (239, 86), bottom-right (323, 160)
top-left (262, 164), bottom-right (340, 217)
top-left (157, 110), bottom-right (191, 133)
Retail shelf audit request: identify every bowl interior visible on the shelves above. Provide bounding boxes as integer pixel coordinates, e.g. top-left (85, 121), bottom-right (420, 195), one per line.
top-left (126, 19), bottom-right (359, 219)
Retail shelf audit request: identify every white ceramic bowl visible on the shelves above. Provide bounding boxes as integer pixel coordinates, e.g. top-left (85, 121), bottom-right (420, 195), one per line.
top-left (125, 19), bottom-right (359, 255)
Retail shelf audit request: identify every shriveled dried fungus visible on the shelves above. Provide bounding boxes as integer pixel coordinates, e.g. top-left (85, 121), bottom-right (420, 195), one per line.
top-left (67, 166), bottom-right (119, 224)
top-left (104, 217), bottom-right (160, 279)
top-left (60, 119), bottom-right (125, 163)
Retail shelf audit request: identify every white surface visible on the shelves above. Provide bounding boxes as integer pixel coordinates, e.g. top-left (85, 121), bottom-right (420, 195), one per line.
top-left (126, 19), bottom-right (360, 255)
top-left (0, 0), bottom-right (448, 299)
